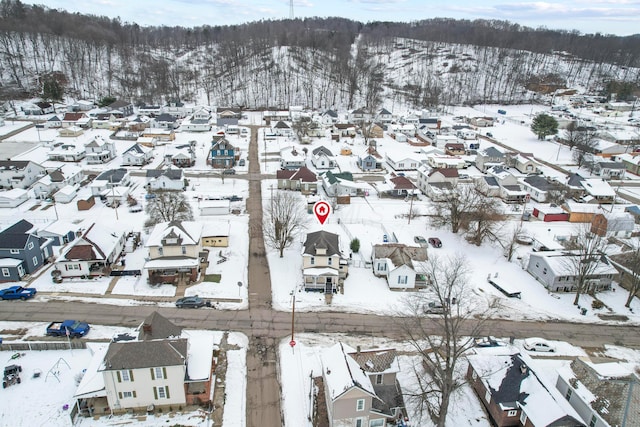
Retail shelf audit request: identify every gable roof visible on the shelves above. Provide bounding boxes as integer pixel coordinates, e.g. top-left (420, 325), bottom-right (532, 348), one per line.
top-left (108, 100), bottom-right (132, 110)
top-left (290, 166), bottom-right (317, 183)
top-left (303, 230), bottom-right (341, 257)
top-left (146, 168), bottom-right (183, 180)
top-left (156, 113), bottom-right (177, 122)
top-left (60, 223), bottom-right (122, 261)
top-left (389, 176), bottom-right (417, 190)
top-left (123, 144), bottom-right (151, 156)
top-left (312, 146), bottom-right (334, 156)
top-left (323, 171), bottom-right (353, 185)
top-left (95, 168), bottom-right (128, 183)
top-left (480, 147), bottom-right (505, 158)
top-left (522, 175), bottom-right (553, 191)
top-left (146, 221), bottom-right (203, 247)
top-left (321, 342), bottom-right (376, 401)
top-left (349, 348), bottom-right (399, 374)
top-left (372, 244), bottom-right (428, 268)
top-left (429, 168), bottom-right (459, 178)
top-left (103, 339), bottom-right (187, 371)
top-left (273, 121), bottom-right (291, 129)
top-left (137, 311), bottom-right (183, 341)
top-left (0, 220), bottom-right (35, 250)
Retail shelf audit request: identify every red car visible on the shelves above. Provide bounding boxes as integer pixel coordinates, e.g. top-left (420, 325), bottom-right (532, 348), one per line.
top-left (428, 237), bottom-right (442, 248)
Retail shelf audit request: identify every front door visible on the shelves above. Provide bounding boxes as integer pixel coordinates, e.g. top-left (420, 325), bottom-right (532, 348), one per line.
top-left (325, 277), bottom-right (333, 294)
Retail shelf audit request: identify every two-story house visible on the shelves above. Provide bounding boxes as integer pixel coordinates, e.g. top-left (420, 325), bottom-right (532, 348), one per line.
top-left (108, 100), bottom-right (135, 117)
top-left (357, 146), bottom-right (383, 172)
top-left (302, 230), bottom-right (348, 293)
top-left (90, 169), bottom-right (131, 197)
top-left (320, 342), bottom-right (403, 427)
top-left (475, 147), bottom-right (506, 172)
top-left (527, 251), bottom-right (618, 293)
top-left (0, 160), bottom-right (45, 190)
top-left (209, 138), bottom-right (237, 169)
top-left (75, 312), bottom-right (215, 416)
top-left (0, 220), bottom-right (53, 281)
top-left (144, 221), bottom-right (203, 285)
top-left (85, 136), bottom-right (117, 164)
top-left (54, 222), bottom-right (125, 279)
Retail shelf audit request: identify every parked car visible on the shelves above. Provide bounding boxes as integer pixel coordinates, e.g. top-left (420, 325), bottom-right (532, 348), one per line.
top-left (475, 336), bottom-right (502, 347)
top-left (222, 168), bottom-right (236, 175)
top-left (144, 193), bottom-right (156, 200)
top-left (423, 301), bottom-right (446, 314)
top-left (523, 338), bottom-right (555, 352)
top-left (238, 159), bottom-right (246, 166)
top-left (486, 132), bottom-right (494, 138)
top-left (428, 237), bottom-right (442, 248)
top-left (175, 296), bottom-right (210, 308)
top-left (0, 286), bottom-right (37, 301)
top-left (414, 236), bottom-right (427, 246)
top-left (383, 234), bottom-right (389, 243)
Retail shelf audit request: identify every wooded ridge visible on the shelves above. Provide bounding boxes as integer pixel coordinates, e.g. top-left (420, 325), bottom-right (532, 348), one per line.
top-left (0, 0), bottom-right (638, 109)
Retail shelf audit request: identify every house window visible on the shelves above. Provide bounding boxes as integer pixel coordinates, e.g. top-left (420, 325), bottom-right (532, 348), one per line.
top-left (378, 263), bottom-right (387, 272)
top-left (519, 411), bottom-right (528, 424)
top-left (2, 268), bottom-right (9, 277)
top-left (375, 374), bottom-right (383, 385)
top-left (155, 385), bottom-right (170, 399)
top-left (507, 410), bottom-right (517, 417)
top-left (565, 387), bottom-right (572, 400)
top-left (398, 275), bottom-right (408, 285)
top-left (328, 257), bottom-right (333, 266)
top-left (310, 257), bottom-right (315, 265)
top-left (355, 419), bottom-right (363, 427)
top-left (152, 367), bottom-right (165, 380)
top-left (118, 370), bottom-right (133, 382)
top-left (543, 268), bottom-right (547, 275)
top-left (27, 242), bottom-right (34, 250)
top-left (10, 249), bottom-right (19, 254)
top-left (369, 420), bottom-right (384, 427)
top-left (484, 390), bottom-right (491, 403)
top-left (122, 391), bottom-right (133, 398)
top-left (356, 399), bottom-right (365, 411)
top-left (158, 247), bottom-right (163, 256)
top-left (181, 246), bottom-right (186, 255)
top-left (589, 415), bottom-right (597, 427)
top-left (32, 256), bottom-right (38, 266)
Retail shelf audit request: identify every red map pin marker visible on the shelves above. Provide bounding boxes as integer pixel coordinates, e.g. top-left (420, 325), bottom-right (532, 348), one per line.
top-left (313, 201), bottom-right (331, 225)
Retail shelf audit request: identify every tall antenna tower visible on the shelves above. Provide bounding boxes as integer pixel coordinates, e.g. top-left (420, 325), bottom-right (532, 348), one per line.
top-left (289, 0), bottom-right (294, 19)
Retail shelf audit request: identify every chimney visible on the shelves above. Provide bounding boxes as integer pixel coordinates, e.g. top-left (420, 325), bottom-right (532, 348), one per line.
top-left (356, 345), bottom-right (361, 355)
top-left (142, 324), bottom-right (152, 333)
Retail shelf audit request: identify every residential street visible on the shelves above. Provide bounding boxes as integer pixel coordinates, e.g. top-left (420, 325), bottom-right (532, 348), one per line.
top-left (0, 125), bottom-right (639, 427)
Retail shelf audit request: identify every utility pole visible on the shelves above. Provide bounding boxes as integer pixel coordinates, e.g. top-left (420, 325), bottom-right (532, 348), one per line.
top-left (289, 0), bottom-right (294, 19)
top-left (407, 191), bottom-right (414, 225)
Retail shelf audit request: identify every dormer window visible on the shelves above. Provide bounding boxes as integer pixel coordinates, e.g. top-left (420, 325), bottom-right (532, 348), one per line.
top-left (165, 238), bottom-right (178, 245)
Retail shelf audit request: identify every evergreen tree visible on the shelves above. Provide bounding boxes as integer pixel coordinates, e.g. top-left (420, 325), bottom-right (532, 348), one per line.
top-left (531, 113), bottom-right (558, 140)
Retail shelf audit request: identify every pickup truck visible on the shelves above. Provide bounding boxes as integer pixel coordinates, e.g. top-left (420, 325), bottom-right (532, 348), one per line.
top-left (0, 286), bottom-right (37, 300)
top-left (46, 320), bottom-right (90, 338)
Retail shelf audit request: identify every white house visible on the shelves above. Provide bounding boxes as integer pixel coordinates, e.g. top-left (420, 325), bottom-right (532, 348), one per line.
top-left (55, 222), bottom-right (126, 278)
top-left (85, 136), bottom-right (117, 164)
top-left (371, 244), bottom-right (429, 289)
top-left (146, 168), bottom-right (185, 191)
top-left (280, 147), bottom-right (306, 170)
top-left (90, 169), bottom-right (131, 196)
top-left (385, 152), bottom-right (422, 171)
top-left (0, 160), bottom-right (45, 190)
top-left (48, 143), bottom-right (86, 162)
top-left (122, 144), bottom-right (153, 166)
top-left (311, 146), bottom-right (336, 170)
top-left (53, 184), bottom-right (78, 203)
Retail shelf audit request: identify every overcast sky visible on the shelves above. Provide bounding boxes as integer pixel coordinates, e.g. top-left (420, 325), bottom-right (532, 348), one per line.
top-left (21, 0), bottom-right (640, 36)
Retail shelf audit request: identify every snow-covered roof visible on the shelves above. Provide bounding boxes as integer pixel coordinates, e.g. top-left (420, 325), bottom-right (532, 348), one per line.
top-left (321, 342), bottom-right (376, 401)
top-left (146, 221), bottom-right (203, 247)
top-left (74, 343), bottom-right (109, 399)
top-left (581, 179), bottom-right (615, 197)
top-left (144, 258), bottom-right (200, 269)
top-left (531, 251), bottom-right (619, 276)
top-left (182, 330), bottom-right (215, 382)
top-left (303, 267), bottom-right (339, 276)
top-left (0, 258), bottom-right (23, 267)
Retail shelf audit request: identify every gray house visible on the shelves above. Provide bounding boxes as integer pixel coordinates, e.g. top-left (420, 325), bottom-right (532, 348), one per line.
top-left (320, 342), bottom-right (403, 427)
top-left (527, 251), bottom-right (618, 293)
top-left (475, 147), bottom-right (506, 172)
top-left (0, 220), bottom-right (52, 281)
top-left (357, 148), bottom-right (382, 171)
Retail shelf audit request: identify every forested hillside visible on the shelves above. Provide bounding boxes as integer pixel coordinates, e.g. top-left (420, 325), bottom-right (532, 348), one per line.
top-left (0, 0), bottom-right (638, 109)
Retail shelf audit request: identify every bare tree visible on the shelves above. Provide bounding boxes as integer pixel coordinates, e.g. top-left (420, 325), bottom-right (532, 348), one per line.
top-left (291, 116), bottom-right (312, 141)
top-left (562, 226), bottom-right (610, 306)
top-left (399, 255), bottom-right (498, 427)
top-left (431, 183), bottom-right (505, 246)
top-left (502, 221), bottom-right (524, 262)
top-left (144, 190), bottom-right (194, 227)
top-left (263, 190), bottom-right (308, 257)
top-left (464, 192), bottom-right (506, 246)
top-left (572, 127), bottom-right (599, 168)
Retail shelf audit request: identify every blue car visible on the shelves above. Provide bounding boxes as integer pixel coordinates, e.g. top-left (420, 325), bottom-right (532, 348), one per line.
top-left (0, 286), bottom-right (37, 301)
